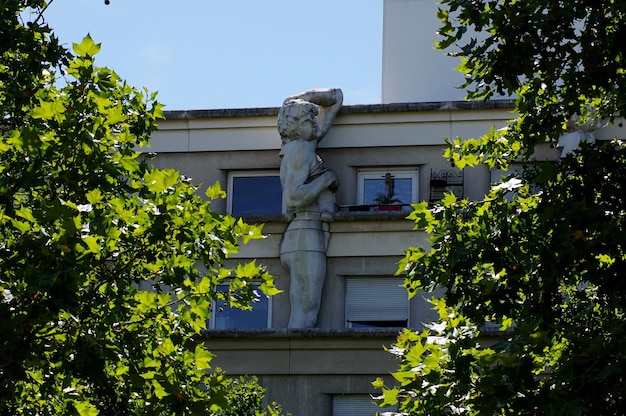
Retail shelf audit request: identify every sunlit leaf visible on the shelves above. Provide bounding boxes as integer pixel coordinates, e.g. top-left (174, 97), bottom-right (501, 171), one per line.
top-left (74, 401), bottom-right (99, 416)
top-left (72, 34), bottom-right (101, 57)
top-left (194, 344), bottom-right (215, 370)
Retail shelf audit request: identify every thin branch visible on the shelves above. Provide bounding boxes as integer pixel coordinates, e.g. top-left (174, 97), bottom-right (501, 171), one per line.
top-left (34, 0), bottom-right (55, 25)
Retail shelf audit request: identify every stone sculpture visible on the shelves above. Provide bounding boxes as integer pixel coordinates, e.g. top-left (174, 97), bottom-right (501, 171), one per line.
top-left (277, 88), bottom-right (343, 328)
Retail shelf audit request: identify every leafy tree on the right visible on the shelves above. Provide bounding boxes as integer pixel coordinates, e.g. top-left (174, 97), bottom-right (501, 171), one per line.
top-left (375, 1), bottom-right (626, 415)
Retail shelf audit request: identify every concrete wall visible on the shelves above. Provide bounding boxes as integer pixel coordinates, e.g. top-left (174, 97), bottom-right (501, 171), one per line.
top-left (382, 0), bottom-right (466, 103)
top-left (202, 329), bottom-right (400, 415)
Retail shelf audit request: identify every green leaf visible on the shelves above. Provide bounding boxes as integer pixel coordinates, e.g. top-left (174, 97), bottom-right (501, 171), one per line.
top-left (196, 276), bottom-right (213, 294)
top-left (441, 192), bottom-right (457, 206)
top-left (105, 104), bottom-right (126, 125)
top-left (31, 100), bottom-right (66, 122)
top-left (152, 380), bottom-right (169, 399)
top-left (85, 189), bottom-right (103, 204)
top-left (235, 261), bottom-right (260, 279)
top-left (72, 35), bottom-right (101, 57)
top-left (371, 377), bottom-right (385, 389)
top-left (140, 370), bottom-right (157, 380)
top-left (81, 235), bottom-right (100, 254)
top-left (115, 364), bottom-right (129, 377)
top-left (11, 218), bottom-right (30, 233)
top-left (500, 317), bottom-right (514, 331)
top-left (118, 154), bottom-right (140, 173)
top-left (144, 168), bottom-right (179, 193)
top-left (379, 386), bottom-right (400, 406)
top-left (236, 219), bottom-right (264, 244)
top-left (15, 207), bottom-right (37, 223)
top-left (74, 401), bottom-right (100, 416)
top-left (156, 338), bottom-right (178, 357)
top-left (406, 202), bottom-right (434, 229)
top-left (194, 344), bottom-right (215, 370)
top-left (259, 280), bottom-right (282, 297)
top-left (0, 138), bottom-right (10, 152)
top-left (205, 181), bottom-right (226, 199)
top-left (135, 291), bottom-right (158, 313)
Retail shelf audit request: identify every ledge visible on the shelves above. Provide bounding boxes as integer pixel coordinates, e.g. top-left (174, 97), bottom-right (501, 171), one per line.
top-left (199, 328), bottom-right (510, 342)
top-left (332, 210), bottom-right (412, 221)
top-left (201, 328), bottom-right (403, 376)
top-left (238, 210), bottom-right (412, 225)
top-left (164, 100), bottom-right (516, 120)
top-left (237, 213), bottom-right (292, 224)
top-left (199, 328), bottom-right (402, 340)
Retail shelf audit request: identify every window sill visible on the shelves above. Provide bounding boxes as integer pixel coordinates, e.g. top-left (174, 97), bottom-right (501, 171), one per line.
top-left (236, 210), bottom-right (412, 224)
top-left (200, 327), bottom-right (402, 340)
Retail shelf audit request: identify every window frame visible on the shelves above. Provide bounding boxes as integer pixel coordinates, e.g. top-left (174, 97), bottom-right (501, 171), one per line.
top-left (356, 168), bottom-right (419, 208)
top-left (226, 170), bottom-right (283, 215)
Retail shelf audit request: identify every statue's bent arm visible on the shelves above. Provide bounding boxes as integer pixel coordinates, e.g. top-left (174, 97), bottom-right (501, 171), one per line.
top-left (282, 88), bottom-right (343, 143)
top-left (281, 142), bottom-right (336, 212)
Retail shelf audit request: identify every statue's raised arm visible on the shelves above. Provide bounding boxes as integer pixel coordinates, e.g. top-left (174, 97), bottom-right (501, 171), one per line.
top-left (281, 88), bottom-right (343, 144)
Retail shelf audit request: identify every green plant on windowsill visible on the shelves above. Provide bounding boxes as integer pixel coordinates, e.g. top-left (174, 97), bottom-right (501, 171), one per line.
top-left (373, 192), bottom-right (404, 211)
top-left (373, 192), bottom-right (402, 205)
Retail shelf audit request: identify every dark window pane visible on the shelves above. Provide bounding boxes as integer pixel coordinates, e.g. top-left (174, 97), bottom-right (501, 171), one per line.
top-left (363, 177), bottom-right (412, 204)
top-left (213, 285), bottom-right (269, 329)
top-left (231, 176), bottom-right (282, 214)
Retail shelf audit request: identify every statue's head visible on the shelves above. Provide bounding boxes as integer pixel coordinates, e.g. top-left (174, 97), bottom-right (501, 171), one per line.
top-left (277, 99), bottom-right (320, 144)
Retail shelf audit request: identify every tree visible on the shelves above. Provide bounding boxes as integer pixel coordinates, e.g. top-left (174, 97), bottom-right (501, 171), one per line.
top-left (376, 1), bottom-right (626, 414)
top-left (1, 1), bottom-right (281, 414)
top-left (222, 376), bottom-right (290, 416)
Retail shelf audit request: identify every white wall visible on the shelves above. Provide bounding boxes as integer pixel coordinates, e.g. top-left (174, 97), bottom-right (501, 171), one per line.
top-left (382, 0), bottom-right (466, 103)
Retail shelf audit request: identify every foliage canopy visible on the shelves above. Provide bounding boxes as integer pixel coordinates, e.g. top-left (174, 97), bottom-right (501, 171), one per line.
top-left (439, 0), bottom-right (626, 167)
top-left (1, 1), bottom-right (280, 414)
top-left (376, 1), bottom-right (626, 415)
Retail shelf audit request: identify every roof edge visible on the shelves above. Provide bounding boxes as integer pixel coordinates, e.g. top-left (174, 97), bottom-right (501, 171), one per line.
top-left (163, 100), bottom-right (516, 120)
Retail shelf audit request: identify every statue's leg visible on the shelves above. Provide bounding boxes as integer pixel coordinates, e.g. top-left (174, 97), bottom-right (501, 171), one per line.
top-left (285, 249), bottom-right (326, 328)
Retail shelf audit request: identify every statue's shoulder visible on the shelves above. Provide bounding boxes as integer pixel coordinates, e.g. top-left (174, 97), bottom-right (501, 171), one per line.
top-left (281, 140), bottom-right (315, 156)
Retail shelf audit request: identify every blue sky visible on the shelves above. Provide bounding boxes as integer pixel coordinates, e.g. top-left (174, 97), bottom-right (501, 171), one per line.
top-left (44, 0), bottom-right (383, 111)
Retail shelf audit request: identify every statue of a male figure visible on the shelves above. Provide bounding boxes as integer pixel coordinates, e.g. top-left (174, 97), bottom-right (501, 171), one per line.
top-left (277, 88), bottom-right (343, 328)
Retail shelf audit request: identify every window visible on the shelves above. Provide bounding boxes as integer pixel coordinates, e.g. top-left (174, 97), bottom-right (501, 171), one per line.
top-left (345, 277), bottom-right (408, 328)
top-left (227, 171), bottom-right (283, 215)
top-left (357, 168), bottom-right (418, 210)
top-left (209, 284), bottom-right (270, 329)
top-left (332, 394), bottom-right (396, 416)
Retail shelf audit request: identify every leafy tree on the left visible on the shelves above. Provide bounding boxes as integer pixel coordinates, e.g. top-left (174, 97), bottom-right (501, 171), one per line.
top-left (0, 1), bottom-right (281, 414)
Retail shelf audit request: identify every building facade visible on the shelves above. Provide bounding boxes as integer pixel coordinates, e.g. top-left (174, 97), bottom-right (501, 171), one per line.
top-left (147, 101), bottom-right (533, 415)
top-left (144, 1), bottom-right (622, 414)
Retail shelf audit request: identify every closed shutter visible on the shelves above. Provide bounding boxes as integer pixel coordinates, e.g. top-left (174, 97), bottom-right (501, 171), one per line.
top-left (345, 277), bottom-right (408, 324)
top-left (332, 395), bottom-right (394, 416)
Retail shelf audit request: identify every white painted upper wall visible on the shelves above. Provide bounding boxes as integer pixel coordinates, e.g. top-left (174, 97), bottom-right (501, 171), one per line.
top-left (150, 105), bottom-right (515, 153)
top-left (382, 0), bottom-right (466, 103)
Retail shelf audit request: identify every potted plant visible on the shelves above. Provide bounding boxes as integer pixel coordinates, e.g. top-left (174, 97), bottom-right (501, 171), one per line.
top-left (373, 191), bottom-right (403, 211)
